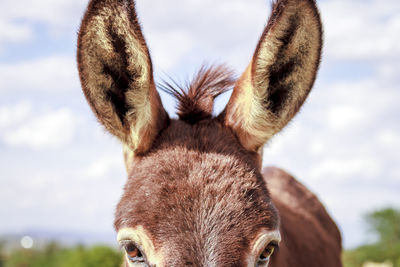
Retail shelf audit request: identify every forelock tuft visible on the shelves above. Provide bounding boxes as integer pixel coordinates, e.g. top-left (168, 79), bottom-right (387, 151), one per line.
top-left (160, 64), bottom-right (236, 124)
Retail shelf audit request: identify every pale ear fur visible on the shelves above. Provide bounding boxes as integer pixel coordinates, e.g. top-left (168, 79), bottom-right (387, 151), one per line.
top-left (77, 0), bottom-right (168, 154)
top-left (221, 0), bottom-right (322, 152)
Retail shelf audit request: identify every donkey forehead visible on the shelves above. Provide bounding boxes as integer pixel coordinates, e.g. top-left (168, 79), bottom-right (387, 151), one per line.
top-left (115, 157), bottom-right (278, 264)
top-left (115, 121), bottom-right (279, 237)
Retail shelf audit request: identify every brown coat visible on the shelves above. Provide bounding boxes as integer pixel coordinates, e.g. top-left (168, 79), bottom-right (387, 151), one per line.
top-left (265, 167), bottom-right (342, 267)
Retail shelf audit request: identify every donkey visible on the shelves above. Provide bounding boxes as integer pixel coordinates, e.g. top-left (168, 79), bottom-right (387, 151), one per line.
top-left (77, 0), bottom-right (342, 266)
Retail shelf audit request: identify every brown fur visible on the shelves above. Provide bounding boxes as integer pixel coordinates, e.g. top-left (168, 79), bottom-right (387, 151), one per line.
top-left (265, 167), bottom-right (342, 267)
top-left (115, 119), bottom-right (278, 266)
top-left (77, 0), bottom-right (342, 266)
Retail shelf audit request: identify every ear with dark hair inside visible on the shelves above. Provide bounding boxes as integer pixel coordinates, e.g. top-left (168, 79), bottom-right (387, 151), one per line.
top-left (221, 0), bottom-right (322, 152)
top-left (77, 0), bottom-right (168, 154)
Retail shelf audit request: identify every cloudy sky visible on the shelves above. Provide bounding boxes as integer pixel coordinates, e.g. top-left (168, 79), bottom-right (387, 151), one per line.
top-left (0, 0), bottom-right (399, 249)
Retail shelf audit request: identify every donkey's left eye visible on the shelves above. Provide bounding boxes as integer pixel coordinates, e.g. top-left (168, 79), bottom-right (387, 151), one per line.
top-left (123, 242), bottom-right (146, 263)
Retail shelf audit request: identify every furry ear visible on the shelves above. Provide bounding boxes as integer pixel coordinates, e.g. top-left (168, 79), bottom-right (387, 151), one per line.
top-left (77, 0), bottom-right (168, 154)
top-left (221, 0), bottom-right (322, 152)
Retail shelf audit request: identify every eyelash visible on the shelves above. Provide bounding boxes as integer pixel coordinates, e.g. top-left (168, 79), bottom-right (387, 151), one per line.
top-left (119, 240), bottom-right (132, 250)
top-left (269, 241), bottom-right (280, 251)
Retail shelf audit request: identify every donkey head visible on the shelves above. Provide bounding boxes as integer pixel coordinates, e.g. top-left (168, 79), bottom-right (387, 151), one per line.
top-left (77, 0), bottom-right (322, 266)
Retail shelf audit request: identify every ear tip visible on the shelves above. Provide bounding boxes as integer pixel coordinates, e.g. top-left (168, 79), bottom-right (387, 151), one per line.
top-left (271, 0), bottom-right (322, 17)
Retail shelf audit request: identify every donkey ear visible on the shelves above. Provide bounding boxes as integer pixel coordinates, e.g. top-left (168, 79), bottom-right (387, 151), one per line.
top-left (77, 0), bottom-right (168, 154)
top-left (221, 0), bottom-right (322, 152)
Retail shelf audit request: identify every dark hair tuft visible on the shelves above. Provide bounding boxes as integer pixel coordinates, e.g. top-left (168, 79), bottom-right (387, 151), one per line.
top-left (160, 64), bottom-right (236, 124)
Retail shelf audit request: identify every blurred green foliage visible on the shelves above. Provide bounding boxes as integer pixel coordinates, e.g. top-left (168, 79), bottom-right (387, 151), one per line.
top-left (1, 242), bottom-right (122, 267)
top-left (343, 207), bottom-right (400, 267)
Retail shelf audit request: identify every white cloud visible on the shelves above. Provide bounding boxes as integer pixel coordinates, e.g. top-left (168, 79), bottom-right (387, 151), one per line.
top-left (0, 168), bottom-right (125, 233)
top-left (0, 101), bottom-right (32, 128)
top-left (82, 156), bottom-right (124, 181)
top-left (390, 168), bottom-right (400, 183)
top-left (377, 129), bottom-right (400, 148)
top-left (0, 0), bottom-right (86, 29)
top-left (2, 108), bottom-right (77, 149)
top-left (309, 139), bottom-right (326, 156)
top-left (377, 60), bottom-right (400, 82)
top-left (321, 0), bottom-right (400, 62)
top-left (0, 19), bottom-right (33, 47)
top-left (138, 0), bottom-right (267, 72)
top-left (327, 105), bottom-right (366, 130)
top-left (149, 30), bottom-right (196, 71)
top-left (264, 123), bottom-right (303, 158)
top-left (0, 0), bottom-right (86, 50)
top-left (139, 0), bottom-right (400, 72)
top-left (309, 157), bottom-right (382, 181)
top-left (0, 56), bottom-right (80, 93)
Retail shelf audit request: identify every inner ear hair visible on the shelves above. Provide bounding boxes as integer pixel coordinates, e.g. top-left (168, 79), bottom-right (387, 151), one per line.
top-left (222, 0), bottom-right (322, 152)
top-left (77, 0), bottom-right (168, 153)
top-left (252, 0), bottom-right (322, 119)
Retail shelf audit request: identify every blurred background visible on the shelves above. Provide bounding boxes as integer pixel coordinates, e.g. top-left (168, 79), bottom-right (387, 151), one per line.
top-left (0, 0), bottom-right (399, 266)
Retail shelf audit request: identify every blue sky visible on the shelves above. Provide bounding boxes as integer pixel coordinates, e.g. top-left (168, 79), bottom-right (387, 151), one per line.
top-left (0, 0), bottom-right (399, 249)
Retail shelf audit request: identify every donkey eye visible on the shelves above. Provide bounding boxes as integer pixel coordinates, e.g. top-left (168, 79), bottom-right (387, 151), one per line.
top-left (126, 243), bottom-right (142, 258)
top-left (123, 242), bottom-right (145, 263)
top-left (257, 242), bottom-right (278, 266)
